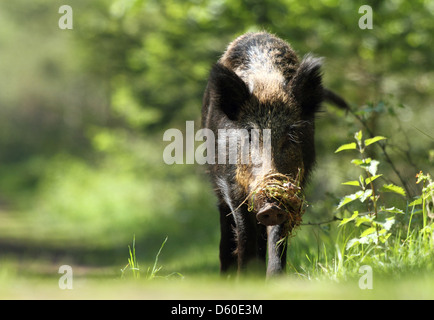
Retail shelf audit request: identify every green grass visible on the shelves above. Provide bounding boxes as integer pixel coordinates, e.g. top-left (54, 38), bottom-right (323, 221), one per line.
top-left (1, 265), bottom-right (434, 300)
top-left (1, 207), bottom-right (434, 299)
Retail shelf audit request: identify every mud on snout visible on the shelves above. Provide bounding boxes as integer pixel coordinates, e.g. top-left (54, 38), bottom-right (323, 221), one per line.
top-left (248, 172), bottom-right (305, 231)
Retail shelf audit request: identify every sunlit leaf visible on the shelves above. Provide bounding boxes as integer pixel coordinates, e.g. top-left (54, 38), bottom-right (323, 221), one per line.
top-left (364, 136), bottom-right (387, 147)
top-left (337, 191), bottom-right (364, 210)
top-left (378, 217), bottom-right (395, 231)
top-left (360, 189), bottom-right (373, 202)
top-left (365, 174), bottom-right (382, 185)
top-left (341, 180), bottom-right (360, 186)
top-left (409, 197), bottom-right (422, 206)
top-left (355, 215), bottom-right (373, 226)
top-left (380, 184), bottom-right (406, 197)
top-left (380, 206), bottom-right (404, 214)
top-left (360, 227), bottom-right (376, 238)
top-left (346, 238), bottom-right (360, 250)
top-left (358, 159), bottom-right (379, 176)
top-left (379, 233), bottom-right (392, 243)
top-left (335, 143), bottom-right (357, 153)
top-left (338, 211), bottom-right (359, 226)
top-left (351, 159), bottom-right (364, 166)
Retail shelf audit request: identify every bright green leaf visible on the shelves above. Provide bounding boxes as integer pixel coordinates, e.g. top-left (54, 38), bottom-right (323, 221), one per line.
top-left (409, 197), bottom-right (422, 206)
top-left (379, 233), bottom-right (392, 243)
top-left (351, 158), bottom-right (372, 168)
top-left (378, 228), bottom-right (387, 235)
top-left (378, 217), bottom-right (395, 231)
top-left (355, 215), bottom-right (373, 226)
top-left (365, 174), bottom-right (382, 185)
top-left (346, 238), bottom-right (360, 250)
top-left (364, 136), bottom-right (387, 147)
top-left (360, 189), bottom-right (373, 202)
top-left (337, 191), bottom-right (364, 210)
top-left (380, 206), bottom-right (404, 214)
top-left (380, 184), bottom-right (406, 197)
top-left (339, 211), bottom-right (359, 227)
top-left (360, 227), bottom-right (376, 238)
top-left (359, 159), bottom-right (379, 175)
top-left (342, 180), bottom-right (360, 186)
top-left (351, 159), bottom-right (364, 166)
top-left (335, 143), bottom-right (357, 153)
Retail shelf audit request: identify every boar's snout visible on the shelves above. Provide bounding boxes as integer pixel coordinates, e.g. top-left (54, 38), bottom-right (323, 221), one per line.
top-left (249, 172), bottom-right (304, 227)
top-left (256, 203), bottom-right (289, 226)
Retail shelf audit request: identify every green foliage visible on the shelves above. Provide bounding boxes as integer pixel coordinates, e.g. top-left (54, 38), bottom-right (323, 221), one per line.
top-left (335, 130), bottom-right (401, 251)
top-left (413, 172), bottom-right (434, 232)
top-left (286, 95), bottom-right (434, 282)
top-left (331, 129), bottom-right (434, 276)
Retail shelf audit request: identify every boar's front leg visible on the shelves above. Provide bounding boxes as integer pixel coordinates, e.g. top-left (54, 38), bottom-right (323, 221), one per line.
top-left (266, 225), bottom-right (288, 277)
top-left (234, 205), bottom-right (266, 273)
top-left (219, 202), bottom-right (238, 274)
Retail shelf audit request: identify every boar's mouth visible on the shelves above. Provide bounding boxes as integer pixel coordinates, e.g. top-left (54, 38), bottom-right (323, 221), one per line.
top-left (248, 172), bottom-right (305, 230)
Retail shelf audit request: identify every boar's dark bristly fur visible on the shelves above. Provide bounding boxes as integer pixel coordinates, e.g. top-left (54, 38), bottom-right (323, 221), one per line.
top-left (202, 32), bottom-right (348, 277)
top-left (207, 63), bottom-right (250, 121)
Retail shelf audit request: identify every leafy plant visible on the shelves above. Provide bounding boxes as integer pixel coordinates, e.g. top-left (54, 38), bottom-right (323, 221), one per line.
top-left (410, 172), bottom-right (434, 238)
top-left (335, 131), bottom-right (406, 254)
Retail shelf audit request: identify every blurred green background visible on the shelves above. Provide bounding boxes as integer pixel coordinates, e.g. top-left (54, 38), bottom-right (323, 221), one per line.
top-left (0, 0), bottom-right (433, 288)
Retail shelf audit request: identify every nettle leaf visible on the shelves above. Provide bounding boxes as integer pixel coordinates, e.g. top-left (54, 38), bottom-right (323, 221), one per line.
top-left (337, 191), bottom-right (364, 210)
top-left (360, 189), bottom-right (373, 203)
top-left (364, 160), bottom-right (380, 176)
top-left (409, 197), bottom-right (422, 206)
top-left (335, 142), bottom-right (357, 153)
top-left (355, 215), bottom-right (373, 227)
top-left (378, 217), bottom-right (396, 231)
top-left (364, 136), bottom-right (387, 147)
top-left (380, 206), bottom-right (404, 214)
top-left (379, 233), bottom-right (392, 244)
top-left (360, 227), bottom-right (376, 238)
top-left (346, 238), bottom-right (360, 250)
top-left (380, 184), bottom-right (406, 197)
top-left (351, 158), bottom-right (366, 166)
top-left (346, 235), bottom-right (372, 250)
top-left (341, 180), bottom-right (360, 187)
top-left (351, 158), bottom-right (379, 175)
top-left (365, 174), bottom-right (382, 185)
top-left (339, 211), bottom-right (359, 227)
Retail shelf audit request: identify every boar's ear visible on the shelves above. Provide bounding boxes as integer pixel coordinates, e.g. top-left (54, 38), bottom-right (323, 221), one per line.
top-left (208, 63), bottom-right (250, 121)
top-left (291, 54), bottom-right (324, 116)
